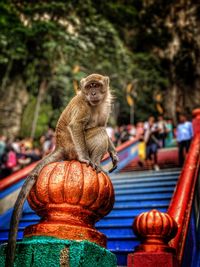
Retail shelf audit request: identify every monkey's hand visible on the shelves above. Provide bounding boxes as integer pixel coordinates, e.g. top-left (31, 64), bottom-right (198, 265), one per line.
top-left (78, 157), bottom-right (97, 171)
top-left (95, 165), bottom-right (107, 174)
top-left (109, 152), bottom-right (119, 173)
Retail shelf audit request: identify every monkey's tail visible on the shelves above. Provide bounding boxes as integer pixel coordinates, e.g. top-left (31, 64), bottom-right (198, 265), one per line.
top-left (5, 174), bottom-right (37, 267)
top-left (5, 148), bottom-right (64, 267)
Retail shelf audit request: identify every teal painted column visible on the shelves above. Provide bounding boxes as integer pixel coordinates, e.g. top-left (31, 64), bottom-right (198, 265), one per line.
top-left (0, 236), bottom-right (117, 267)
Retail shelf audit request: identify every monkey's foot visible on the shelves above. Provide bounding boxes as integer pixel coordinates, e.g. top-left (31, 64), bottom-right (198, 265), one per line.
top-left (78, 159), bottom-right (99, 172)
top-left (108, 165), bottom-right (118, 173)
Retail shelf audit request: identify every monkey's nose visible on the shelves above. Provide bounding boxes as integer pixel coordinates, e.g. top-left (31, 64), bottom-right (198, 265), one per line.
top-left (91, 92), bottom-right (96, 96)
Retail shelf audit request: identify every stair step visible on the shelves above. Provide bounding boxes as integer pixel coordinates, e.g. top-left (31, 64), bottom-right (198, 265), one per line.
top-left (111, 170), bottom-right (180, 180)
top-left (107, 239), bottom-right (138, 250)
top-left (98, 228), bottom-right (133, 236)
top-left (115, 193), bottom-right (172, 201)
top-left (114, 180), bottom-right (177, 189)
top-left (112, 176), bottom-right (178, 185)
top-left (110, 249), bottom-right (133, 266)
top-left (114, 199), bottom-right (170, 207)
top-left (107, 207), bottom-right (166, 217)
top-left (115, 186), bottom-right (175, 195)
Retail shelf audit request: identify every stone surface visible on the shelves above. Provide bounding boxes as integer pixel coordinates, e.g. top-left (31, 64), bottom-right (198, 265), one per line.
top-left (0, 236), bottom-right (117, 267)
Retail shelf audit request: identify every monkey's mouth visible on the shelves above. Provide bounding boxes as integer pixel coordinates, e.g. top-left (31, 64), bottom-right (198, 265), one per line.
top-left (90, 99), bottom-right (100, 105)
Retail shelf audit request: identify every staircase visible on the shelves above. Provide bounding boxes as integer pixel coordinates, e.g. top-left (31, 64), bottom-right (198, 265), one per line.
top-left (0, 168), bottom-right (180, 266)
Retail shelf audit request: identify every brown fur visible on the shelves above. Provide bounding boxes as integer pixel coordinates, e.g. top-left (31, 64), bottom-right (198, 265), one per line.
top-left (6, 73), bottom-right (118, 267)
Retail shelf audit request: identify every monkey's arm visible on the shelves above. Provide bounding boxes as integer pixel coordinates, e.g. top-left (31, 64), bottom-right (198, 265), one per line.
top-left (108, 138), bottom-right (119, 173)
top-left (68, 111), bottom-right (92, 165)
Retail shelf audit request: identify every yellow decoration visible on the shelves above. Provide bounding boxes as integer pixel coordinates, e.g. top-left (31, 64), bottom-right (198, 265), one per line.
top-left (126, 94), bottom-right (134, 106)
top-left (156, 103), bottom-right (164, 114)
top-left (126, 83), bottom-right (133, 93)
top-left (73, 80), bottom-right (79, 93)
top-left (126, 83), bottom-right (135, 106)
top-left (155, 93), bottom-right (162, 102)
top-left (138, 141), bottom-right (146, 160)
top-left (73, 65), bottom-right (80, 73)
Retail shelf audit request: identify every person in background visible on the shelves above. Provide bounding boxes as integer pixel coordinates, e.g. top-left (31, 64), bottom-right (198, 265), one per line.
top-left (157, 115), bottom-right (168, 148)
top-left (119, 125), bottom-right (130, 143)
top-left (24, 147), bottom-right (42, 163)
top-left (176, 113), bottom-right (193, 166)
top-left (165, 118), bottom-right (174, 147)
top-left (127, 124), bottom-right (136, 140)
top-left (136, 122), bottom-right (146, 168)
top-left (40, 127), bottom-right (55, 155)
top-left (144, 116), bottom-right (160, 171)
top-left (0, 145), bottom-right (18, 177)
top-left (113, 126), bottom-right (121, 146)
top-left (12, 138), bottom-right (21, 154)
top-left (0, 135), bottom-right (6, 165)
top-left (23, 137), bottom-right (33, 150)
top-left (135, 122), bottom-right (144, 140)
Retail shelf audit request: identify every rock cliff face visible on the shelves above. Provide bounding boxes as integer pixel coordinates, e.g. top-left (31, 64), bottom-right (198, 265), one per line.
top-left (148, 1), bottom-right (200, 119)
top-left (0, 77), bottom-right (29, 139)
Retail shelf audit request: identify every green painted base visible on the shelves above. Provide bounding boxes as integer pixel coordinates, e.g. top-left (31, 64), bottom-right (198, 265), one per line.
top-left (0, 236), bottom-right (117, 267)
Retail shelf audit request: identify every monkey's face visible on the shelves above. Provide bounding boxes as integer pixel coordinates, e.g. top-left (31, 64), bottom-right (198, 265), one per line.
top-left (80, 74), bottom-right (109, 106)
top-left (82, 81), bottom-right (107, 106)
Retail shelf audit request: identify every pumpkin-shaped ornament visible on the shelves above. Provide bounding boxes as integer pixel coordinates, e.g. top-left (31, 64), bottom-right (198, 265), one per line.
top-left (24, 160), bottom-right (115, 247)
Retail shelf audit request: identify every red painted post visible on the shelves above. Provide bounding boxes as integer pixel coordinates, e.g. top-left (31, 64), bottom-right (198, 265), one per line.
top-left (192, 108), bottom-right (200, 135)
top-left (167, 134), bottom-right (200, 263)
top-left (128, 210), bottom-right (179, 267)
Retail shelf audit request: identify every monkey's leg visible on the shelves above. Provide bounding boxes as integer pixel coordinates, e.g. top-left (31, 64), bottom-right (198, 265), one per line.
top-left (6, 148), bottom-right (64, 267)
top-left (85, 127), bottom-right (108, 173)
top-left (108, 138), bottom-right (119, 173)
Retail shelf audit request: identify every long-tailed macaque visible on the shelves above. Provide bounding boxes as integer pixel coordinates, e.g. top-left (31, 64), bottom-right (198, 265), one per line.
top-left (6, 74), bottom-right (119, 267)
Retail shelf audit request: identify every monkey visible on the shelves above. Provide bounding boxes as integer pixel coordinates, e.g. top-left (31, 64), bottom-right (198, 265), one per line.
top-left (5, 73), bottom-right (119, 267)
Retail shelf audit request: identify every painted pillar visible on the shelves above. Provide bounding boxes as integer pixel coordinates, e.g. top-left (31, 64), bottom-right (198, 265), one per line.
top-left (127, 209), bottom-right (179, 267)
top-left (0, 160), bottom-right (117, 266)
top-left (192, 108), bottom-right (200, 135)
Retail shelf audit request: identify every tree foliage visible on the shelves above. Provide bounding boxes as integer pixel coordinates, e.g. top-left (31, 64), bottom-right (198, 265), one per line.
top-left (2, 0), bottom-right (198, 137)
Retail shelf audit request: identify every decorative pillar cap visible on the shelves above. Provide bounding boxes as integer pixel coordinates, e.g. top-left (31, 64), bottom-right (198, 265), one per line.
top-left (24, 160), bottom-right (115, 248)
top-left (192, 108), bottom-right (200, 118)
top-left (133, 209), bottom-right (178, 253)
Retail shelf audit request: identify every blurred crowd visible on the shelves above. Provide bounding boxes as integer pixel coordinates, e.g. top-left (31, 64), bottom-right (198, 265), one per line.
top-left (0, 128), bottom-right (56, 178)
top-left (106, 115), bottom-right (174, 148)
top-left (107, 113), bottom-right (193, 170)
top-left (0, 113), bottom-right (194, 178)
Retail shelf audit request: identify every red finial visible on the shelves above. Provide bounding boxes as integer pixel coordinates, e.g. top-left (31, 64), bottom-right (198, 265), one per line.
top-left (24, 160), bottom-right (115, 247)
top-left (192, 108), bottom-right (200, 135)
top-left (133, 209), bottom-right (178, 253)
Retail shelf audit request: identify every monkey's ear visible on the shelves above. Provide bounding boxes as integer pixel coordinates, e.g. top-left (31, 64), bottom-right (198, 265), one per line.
top-left (80, 78), bottom-right (86, 89)
top-left (104, 76), bottom-right (110, 87)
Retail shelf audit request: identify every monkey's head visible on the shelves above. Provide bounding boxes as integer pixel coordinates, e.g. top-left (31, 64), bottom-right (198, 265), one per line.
top-left (80, 74), bottom-right (110, 106)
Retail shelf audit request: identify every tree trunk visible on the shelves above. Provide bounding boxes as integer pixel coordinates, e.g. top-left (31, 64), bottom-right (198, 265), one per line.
top-left (30, 80), bottom-right (48, 139)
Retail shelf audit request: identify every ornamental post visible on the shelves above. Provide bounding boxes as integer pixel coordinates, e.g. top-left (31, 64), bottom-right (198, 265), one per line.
top-left (128, 209), bottom-right (179, 267)
top-left (192, 108), bottom-right (200, 135)
top-left (0, 161), bottom-right (117, 267)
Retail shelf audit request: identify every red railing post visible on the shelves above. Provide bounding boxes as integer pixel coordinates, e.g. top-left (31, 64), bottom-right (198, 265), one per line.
top-left (167, 134), bottom-right (200, 263)
top-left (128, 210), bottom-right (179, 267)
top-left (192, 108), bottom-right (200, 135)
